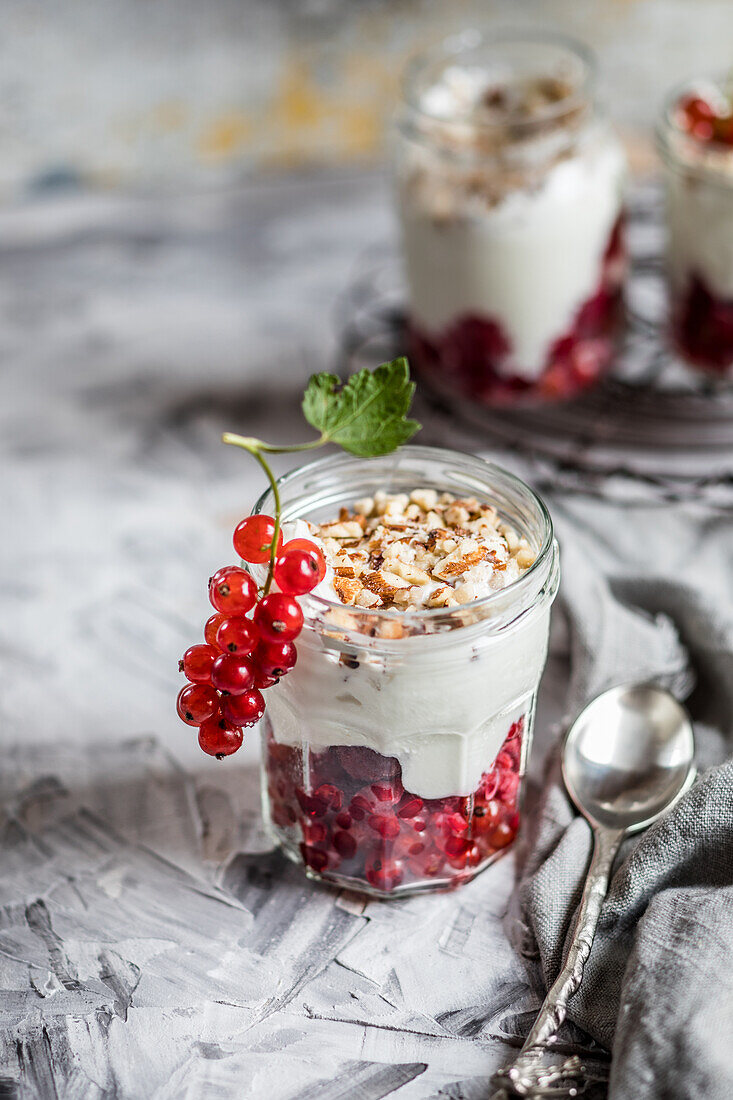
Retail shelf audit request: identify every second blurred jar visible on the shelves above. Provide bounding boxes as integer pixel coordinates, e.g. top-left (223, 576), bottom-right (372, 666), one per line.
top-left (395, 30), bottom-right (627, 404)
top-left (657, 79), bottom-right (733, 375)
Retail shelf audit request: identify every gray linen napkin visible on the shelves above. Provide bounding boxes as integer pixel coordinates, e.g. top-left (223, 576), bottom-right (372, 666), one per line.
top-left (510, 497), bottom-right (733, 1100)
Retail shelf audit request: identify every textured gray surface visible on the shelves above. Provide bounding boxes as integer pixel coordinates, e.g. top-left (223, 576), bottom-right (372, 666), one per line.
top-left (1, 170), bottom-right (577, 1098)
top-left (2, 1), bottom-right (733, 190)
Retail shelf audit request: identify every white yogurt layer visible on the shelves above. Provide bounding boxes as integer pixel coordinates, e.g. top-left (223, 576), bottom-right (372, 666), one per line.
top-left (398, 64), bottom-right (626, 378)
top-left (264, 501), bottom-right (555, 800)
top-left (266, 603), bottom-right (550, 800)
top-left (666, 168), bottom-right (733, 300)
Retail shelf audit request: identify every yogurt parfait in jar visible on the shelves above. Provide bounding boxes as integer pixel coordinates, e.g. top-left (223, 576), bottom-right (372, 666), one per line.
top-left (395, 31), bottom-right (627, 403)
top-left (657, 79), bottom-right (733, 374)
top-left (258, 447), bottom-right (559, 897)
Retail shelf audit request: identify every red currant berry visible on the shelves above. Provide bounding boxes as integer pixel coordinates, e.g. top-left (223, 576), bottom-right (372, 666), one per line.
top-left (220, 689), bottom-right (265, 727)
top-left (216, 615), bottom-right (259, 656)
top-left (273, 548), bottom-right (323, 596)
top-left (256, 640), bottom-right (297, 678)
top-left (678, 94), bottom-right (716, 140)
top-left (210, 652), bottom-right (255, 695)
top-left (198, 716), bottom-right (243, 758)
top-left (179, 644), bottom-right (218, 684)
top-left (208, 566), bottom-right (257, 614)
top-left (254, 593), bottom-right (304, 642)
top-left (204, 612), bottom-right (226, 648)
top-left (176, 683), bottom-right (220, 726)
top-left (280, 538), bottom-right (327, 584)
top-left (489, 820), bottom-right (517, 849)
top-left (254, 667), bottom-right (280, 689)
top-left (233, 515), bottom-right (283, 565)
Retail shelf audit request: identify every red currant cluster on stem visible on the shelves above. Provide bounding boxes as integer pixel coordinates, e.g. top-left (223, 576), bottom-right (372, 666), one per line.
top-left (177, 514), bottom-right (325, 759)
top-left (176, 359), bottom-right (420, 759)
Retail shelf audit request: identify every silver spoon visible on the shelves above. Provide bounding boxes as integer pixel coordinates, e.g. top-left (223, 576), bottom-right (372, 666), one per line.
top-left (492, 682), bottom-right (695, 1098)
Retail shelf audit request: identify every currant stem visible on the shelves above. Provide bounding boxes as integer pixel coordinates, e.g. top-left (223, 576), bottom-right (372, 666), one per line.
top-left (222, 433), bottom-right (326, 455)
top-left (222, 431), bottom-right (326, 595)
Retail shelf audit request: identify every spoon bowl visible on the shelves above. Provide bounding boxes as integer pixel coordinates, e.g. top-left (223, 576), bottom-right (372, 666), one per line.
top-left (562, 681), bottom-right (695, 832)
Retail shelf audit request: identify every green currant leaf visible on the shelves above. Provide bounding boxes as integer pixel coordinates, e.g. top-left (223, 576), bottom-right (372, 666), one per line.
top-left (301, 357), bottom-right (421, 457)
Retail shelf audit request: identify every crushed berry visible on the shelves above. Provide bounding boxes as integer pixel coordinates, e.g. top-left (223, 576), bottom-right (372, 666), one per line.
top-left (264, 714), bottom-right (527, 896)
top-left (672, 274), bottom-right (733, 374)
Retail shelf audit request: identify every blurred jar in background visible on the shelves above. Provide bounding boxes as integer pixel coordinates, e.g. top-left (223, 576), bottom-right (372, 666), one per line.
top-left (394, 30), bottom-right (627, 404)
top-left (657, 79), bottom-right (733, 375)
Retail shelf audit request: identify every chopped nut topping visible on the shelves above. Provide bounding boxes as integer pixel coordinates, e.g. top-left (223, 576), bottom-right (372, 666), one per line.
top-left (309, 489), bottom-right (536, 612)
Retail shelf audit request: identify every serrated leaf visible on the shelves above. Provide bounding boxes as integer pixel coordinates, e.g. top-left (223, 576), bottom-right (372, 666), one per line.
top-left (301, 358), bottom-right (421, 457)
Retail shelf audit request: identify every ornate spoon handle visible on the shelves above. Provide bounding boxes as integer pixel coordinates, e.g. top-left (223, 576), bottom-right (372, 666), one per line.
top-left (492, 824), bottom-right (624, 1097)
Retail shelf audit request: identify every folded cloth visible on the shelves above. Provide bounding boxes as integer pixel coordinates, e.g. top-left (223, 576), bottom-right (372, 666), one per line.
top-left (510, 496), bottom-right (733, 1100)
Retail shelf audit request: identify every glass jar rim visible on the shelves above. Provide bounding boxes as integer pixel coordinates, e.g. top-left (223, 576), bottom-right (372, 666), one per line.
top-left (656, 74), bottom-right (733, 185)
top-left (252, 444), bottom-right (557, 632)
top-left (399, 27), bottom-right (596, 135)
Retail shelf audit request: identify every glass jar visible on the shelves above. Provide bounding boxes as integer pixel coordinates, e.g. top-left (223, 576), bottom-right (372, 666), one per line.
top-left (255, 446), bottom-right (560, 897)
top-left (657, 78), bottom-right (733, 375)
top-left (394, 30), bottom-right (627, 404)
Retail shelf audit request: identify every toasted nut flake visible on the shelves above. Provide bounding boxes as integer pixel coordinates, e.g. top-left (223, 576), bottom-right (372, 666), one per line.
top-left (500, 524), bottom-right (519, 552)
top-left (380, 569), bottom-right (411, 588)
top-left (426, 585), bottom-right (453, 607)
top-left (473, 517), bottom-right (501, 537)
top-left (319, 521), bottom-right (364, 539)
top-left (354, 587), bottom-right (382, 608)
top-left (384, 493), bottom-right (409, 516)
top-left (454, 582), bottom-right (477, 605)
top-left (515, 546), bottom-right (536, 569)
top-left (426, 528), bottom-right (452, 551)
top-left (362, 572), bottom-right (402, 602)
top-left (333, 576), bottom-right (363, 604)
top-left (353, 496), bottom-right (374, 516)
top-left (409, 488), bottom-right (438, 510)
top-left (377, 619), bottom-right (404, 639)
top-left (324, 607), bottom-right (359, 632)
top-left (487, 550), bottom-right (508, 571)
top-left (388, 559), bottom-right (431, 585)
top-left (322, 537), bottom-right (342, 557)
top-left (445, 504), bottom-right (470, 526)
top-left (433, 548), bottom-right (489, 580)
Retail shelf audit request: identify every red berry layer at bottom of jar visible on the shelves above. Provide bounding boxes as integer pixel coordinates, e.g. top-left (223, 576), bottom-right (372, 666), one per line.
top-left (672, 274), bottom-right (733, 374)
top-left (408, 216), bottom-right (625, 404)
top-left (265, 717), bottom-right (524, 895)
